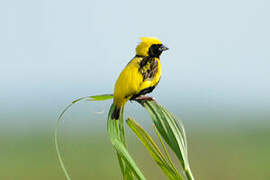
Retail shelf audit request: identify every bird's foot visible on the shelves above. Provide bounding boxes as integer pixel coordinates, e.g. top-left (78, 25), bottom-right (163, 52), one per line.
top-left (134, 95), bottom-right (156, 102)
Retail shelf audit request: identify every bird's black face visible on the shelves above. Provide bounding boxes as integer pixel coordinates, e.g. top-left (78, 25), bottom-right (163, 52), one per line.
top-left (148, 44), bottom-right (169, 58)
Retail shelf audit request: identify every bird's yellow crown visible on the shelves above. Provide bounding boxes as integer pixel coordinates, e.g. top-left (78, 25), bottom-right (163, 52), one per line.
top-left (136, 37), bottom-right (162, 56)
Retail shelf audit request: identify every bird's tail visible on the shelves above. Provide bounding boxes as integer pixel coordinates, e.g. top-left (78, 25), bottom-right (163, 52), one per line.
top-left (111, 105), bottom-right (121, 120)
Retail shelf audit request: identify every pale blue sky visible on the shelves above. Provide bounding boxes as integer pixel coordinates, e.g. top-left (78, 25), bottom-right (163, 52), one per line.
top-left (1, 0), bottom-right (270, 130)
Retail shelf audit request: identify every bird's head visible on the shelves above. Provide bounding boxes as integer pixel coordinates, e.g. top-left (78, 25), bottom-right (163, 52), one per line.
top-left (136, 37), bottom-right (169, 58)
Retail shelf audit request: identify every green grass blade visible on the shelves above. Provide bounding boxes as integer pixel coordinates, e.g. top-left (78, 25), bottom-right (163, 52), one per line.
top-left (159, 106), bottom-right (194, 180)
top-left (142, 101), bottom-right (184, 163)
top-left (127, 117), bottom-right (184, 180)
top-left (107, 104), bottom-right (146, 180)
top-left (112, 139), bottom-right (144, 180)
top-left (118, 108), bottom-right (134, 180)
top-left (55, 103), bottom-right (73, 180)
top-left (108, 106), bottom-right (133, 179)
top-left (86, 94), bottom-right (114, 101)
top-left (54, 94), bottom-right (113, 180)
top-left (154, 126), bottom-right (178, 174)
top-left (138, 100), bottom-right (195, 180)
top-left (126, 118), bottom-right (165, 160)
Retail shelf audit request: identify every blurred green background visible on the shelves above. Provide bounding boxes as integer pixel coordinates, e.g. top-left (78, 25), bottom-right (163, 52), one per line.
top-left (1, 0), bottom-right (270, 179)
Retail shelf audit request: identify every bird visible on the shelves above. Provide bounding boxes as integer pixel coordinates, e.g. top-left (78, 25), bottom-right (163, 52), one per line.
top-left (111, 37), bottom-right (168, 119)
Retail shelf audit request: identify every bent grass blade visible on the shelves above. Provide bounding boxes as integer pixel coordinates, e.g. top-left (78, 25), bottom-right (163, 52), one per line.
top-left (127, 117), bottom-right (184, 180)
top-left (107, 104), bottom-right (146, 180)
top-left (54, 94), bottom-right (113, 180)
top-left (137, 100), bottom-right (195, 180)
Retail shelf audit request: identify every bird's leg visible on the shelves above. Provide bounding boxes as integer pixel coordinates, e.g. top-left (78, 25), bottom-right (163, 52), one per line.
top-left (134, 95), bottom-right (156, 102)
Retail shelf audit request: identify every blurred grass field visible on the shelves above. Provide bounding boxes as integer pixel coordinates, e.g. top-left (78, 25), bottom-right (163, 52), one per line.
top-left (1, 125), bottom-right (269, 180)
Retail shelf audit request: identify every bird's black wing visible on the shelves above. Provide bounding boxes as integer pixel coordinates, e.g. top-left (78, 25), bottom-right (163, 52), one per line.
top-left (130, 57), bottom-right (160, 100)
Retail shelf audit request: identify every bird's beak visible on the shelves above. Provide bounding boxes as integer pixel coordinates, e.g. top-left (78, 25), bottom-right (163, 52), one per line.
top-left (159, 44), bottom-right (169, 51)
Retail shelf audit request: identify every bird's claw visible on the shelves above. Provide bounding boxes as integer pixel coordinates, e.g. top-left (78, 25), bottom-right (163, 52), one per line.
top-left (134, 95), bottom-right (156, 102)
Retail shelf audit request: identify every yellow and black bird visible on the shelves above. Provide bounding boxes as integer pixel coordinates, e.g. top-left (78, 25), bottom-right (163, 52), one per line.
top-left (111, 37), bottom-right (168, 119)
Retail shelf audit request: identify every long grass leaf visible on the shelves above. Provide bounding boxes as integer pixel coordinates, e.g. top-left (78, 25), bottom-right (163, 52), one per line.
top-left (127, 118), bottom-right (184, 180)
top-left (154, 126), bottom-right (178, 174)
top-left (107, 104), bottom-right (145, 180)
top-left (55, 94), bottom-right (113, 180)
top-left (137, 100), bottom-right (195, 180)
